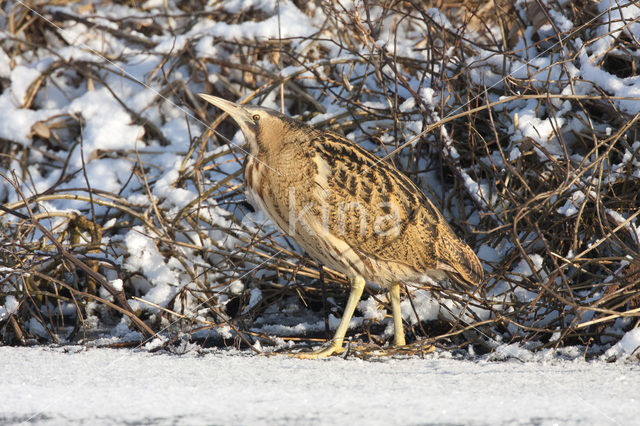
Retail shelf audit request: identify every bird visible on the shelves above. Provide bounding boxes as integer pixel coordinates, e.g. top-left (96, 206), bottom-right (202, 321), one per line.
top-left (200, 94), bottom-right (483, 358)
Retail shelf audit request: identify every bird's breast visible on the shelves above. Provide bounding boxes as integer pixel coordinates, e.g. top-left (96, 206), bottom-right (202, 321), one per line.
top-left (243, 156), bottom-right (292, 236)
top-left (244, 157), bottom-right (269, 213)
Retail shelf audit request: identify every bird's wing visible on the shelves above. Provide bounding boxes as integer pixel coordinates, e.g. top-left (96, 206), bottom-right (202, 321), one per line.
top-left (307, 131), bottom-right (447, 269)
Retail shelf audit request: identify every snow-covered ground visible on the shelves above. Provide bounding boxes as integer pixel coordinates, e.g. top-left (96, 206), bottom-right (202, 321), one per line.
top-left (1, 347), bottom-right (638, 425)
top-left (1, 0), bottom-right (640, 365)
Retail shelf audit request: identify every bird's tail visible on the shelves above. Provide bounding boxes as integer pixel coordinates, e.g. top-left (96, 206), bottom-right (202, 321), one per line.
top-left (440, 237), bottom-right (484, 291)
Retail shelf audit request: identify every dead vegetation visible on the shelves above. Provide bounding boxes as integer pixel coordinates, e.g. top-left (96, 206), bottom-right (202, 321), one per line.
top-left (0, 0), bottom-right (639, 360)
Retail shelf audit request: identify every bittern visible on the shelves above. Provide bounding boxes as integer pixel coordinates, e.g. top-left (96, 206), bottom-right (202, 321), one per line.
top-left (200, 94), bottom-right (483, 358)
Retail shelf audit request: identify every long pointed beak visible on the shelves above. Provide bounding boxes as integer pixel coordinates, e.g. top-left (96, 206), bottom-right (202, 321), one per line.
top-left (199, 94), bottom-right (256, 135)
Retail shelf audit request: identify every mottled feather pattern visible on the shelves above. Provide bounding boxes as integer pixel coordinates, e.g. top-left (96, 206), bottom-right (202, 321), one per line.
top-left (246, 121), bottom-right (483, 288)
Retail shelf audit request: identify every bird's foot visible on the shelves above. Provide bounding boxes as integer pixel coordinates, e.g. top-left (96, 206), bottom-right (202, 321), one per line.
top-left (292, 342), bottom-right (346, 359)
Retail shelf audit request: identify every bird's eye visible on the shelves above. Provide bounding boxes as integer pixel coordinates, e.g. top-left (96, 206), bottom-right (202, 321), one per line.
top-left (252, 114), bottom-right (260, 122)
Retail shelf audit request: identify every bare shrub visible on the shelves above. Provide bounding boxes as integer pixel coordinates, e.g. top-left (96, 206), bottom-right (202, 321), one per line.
top-left (0, 0), bottom-right (638, 358)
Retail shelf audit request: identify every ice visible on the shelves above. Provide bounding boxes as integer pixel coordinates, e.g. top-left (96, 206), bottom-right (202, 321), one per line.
top-left (1, 347), bottom-right (639, 425)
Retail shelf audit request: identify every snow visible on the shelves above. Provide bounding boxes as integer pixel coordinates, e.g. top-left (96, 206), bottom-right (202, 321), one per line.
top-left (511, 254), bottom-right (544, 280)
top-left (0, 346), bottom-right (638, 425)
top-left (606, 328), bottom-right (640, 360)
top-left (0, 48), bottom-right (11, 78)
top-left (358, 296), bottom-right (385, 321)
top-left (403, 290), bottom-right (440, 323)
top-left (0, 93), bottom-right (49, 145)
top-left (10, 65), bottom-right (41, 104)
top-left (477, 244), bottom-right (500, 263)
top-left (109, 278), bottom-right (124, 292)
top-left (558, 190), bottom-right (586, 216)
top-left (69, 88), bottom-right (145, 157)
top-left (185, 2), bottom-right (314, 42)
top-left (0, 295), bottom-right (19, 322)
top-left (124, 226), bottom-right (180, 307)
top-left (241, 287), bottom-right (262, 314)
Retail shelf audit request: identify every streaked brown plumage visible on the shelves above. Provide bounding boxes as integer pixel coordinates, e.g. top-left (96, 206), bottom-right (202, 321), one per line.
top-left (200, 94), bottom-right (483, 358)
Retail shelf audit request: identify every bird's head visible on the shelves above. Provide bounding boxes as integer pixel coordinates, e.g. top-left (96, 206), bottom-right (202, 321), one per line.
top-left (199, 94), bottom-right (300, 156)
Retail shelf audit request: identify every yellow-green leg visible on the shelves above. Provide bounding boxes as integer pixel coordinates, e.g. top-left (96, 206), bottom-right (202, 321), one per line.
top-left (296, 275), bottom-right (366, 359)
top-left (389, 282), bottom-right (406, 346)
